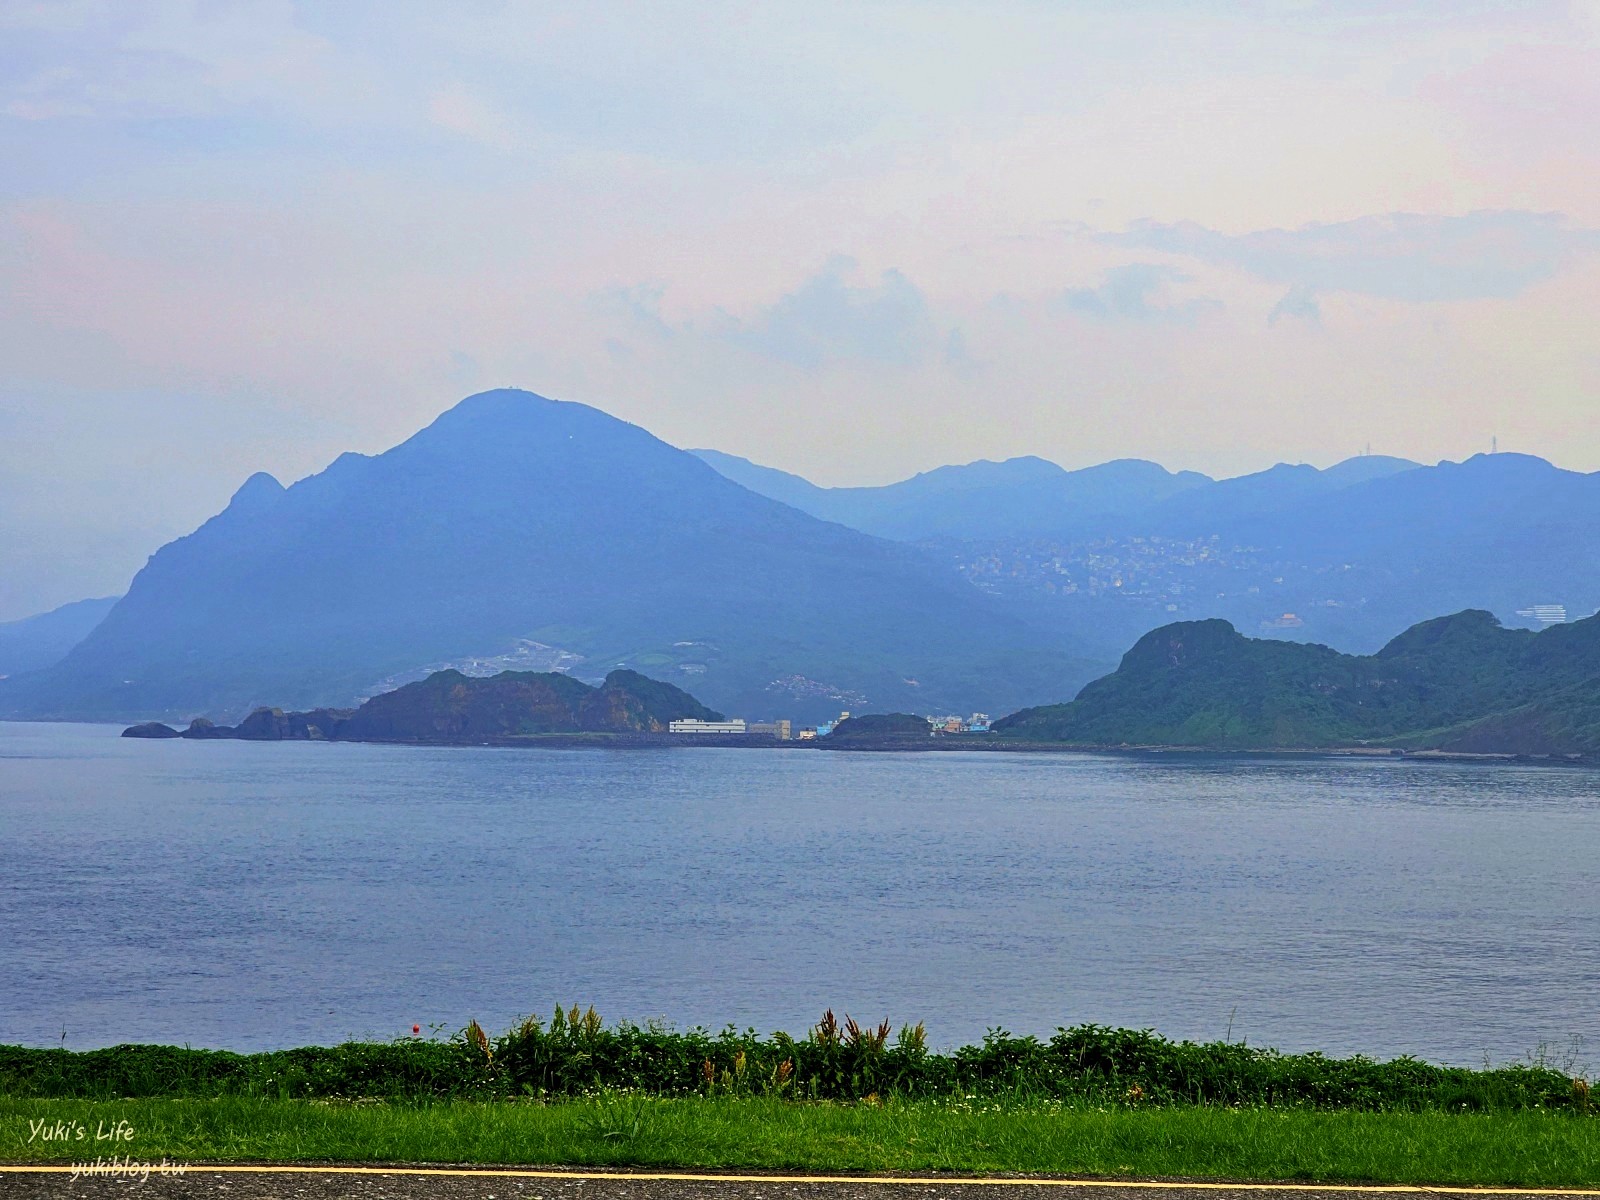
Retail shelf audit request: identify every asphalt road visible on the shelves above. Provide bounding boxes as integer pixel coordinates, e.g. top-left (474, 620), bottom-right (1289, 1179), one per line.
top-left (4, 1167), bottom-right (1599, 1200)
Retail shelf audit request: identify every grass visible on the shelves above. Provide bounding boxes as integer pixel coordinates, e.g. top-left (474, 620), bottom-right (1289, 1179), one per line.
top-left (5, 1013), bottom-right (1595, 1186)
top-left (4, 1094), bottom-right (1600, 1185)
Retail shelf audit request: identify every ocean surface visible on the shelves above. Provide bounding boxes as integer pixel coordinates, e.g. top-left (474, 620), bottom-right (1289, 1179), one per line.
top-left (4, 721), bottom-right (1599, 1066)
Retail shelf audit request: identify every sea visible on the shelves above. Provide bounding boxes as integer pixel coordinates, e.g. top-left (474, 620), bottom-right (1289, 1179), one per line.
top-left (4, 720), bottom-right (1598, 1067)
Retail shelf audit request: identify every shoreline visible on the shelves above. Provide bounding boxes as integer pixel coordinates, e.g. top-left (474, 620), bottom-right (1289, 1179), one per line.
top-left (5, 719), bottom-right (1591, 766)
top-left (19, 717), bottom-right (1580, 766)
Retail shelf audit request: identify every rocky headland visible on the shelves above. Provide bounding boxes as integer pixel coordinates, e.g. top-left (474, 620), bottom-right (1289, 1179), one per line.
top-left (123, 667), bottom-right (722, 744)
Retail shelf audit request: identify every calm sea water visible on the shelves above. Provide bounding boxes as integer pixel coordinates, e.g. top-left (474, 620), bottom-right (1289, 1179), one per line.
top-left (3, 721), bottom-right (1598, 1066)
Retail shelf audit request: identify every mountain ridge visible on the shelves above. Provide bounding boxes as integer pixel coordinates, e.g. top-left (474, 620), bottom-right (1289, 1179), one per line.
top-left (691, 447), bottom-right (1600, 664)
top-left (690, 448), bottom-right (1214, 540)
top-left (2, 389), bottom-right (1098, 724)
top-left (0, 596), bottom-right (121, 680)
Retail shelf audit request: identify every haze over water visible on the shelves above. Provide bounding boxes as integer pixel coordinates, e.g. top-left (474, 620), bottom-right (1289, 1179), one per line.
top-left (4, 721), bottom-right (1597, 1067)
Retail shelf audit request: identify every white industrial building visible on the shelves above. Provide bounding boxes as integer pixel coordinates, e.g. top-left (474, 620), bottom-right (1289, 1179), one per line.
top-left (668, 718), bottom-right (748, 734)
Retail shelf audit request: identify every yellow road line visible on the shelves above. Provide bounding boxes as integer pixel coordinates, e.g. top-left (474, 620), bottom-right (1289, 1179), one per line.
top-left (1, 1166), bottom-right (1599, 1194)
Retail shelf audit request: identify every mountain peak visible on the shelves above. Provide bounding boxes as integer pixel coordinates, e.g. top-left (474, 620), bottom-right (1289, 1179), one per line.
top-left (1120, 618), bottom-right (1243, 672)
top-left (422, 388), bottom-right (565, 437)
top-left (4, 387), bottom-right (1092, 722)
top-left (1375, 608), bottom-right (1509, 659)
top-left (400, 388), bottom-right (666, 461)
top-left (226, 472), bottom-right (285, 516)
top-left (443, 386), bottom-right (554, 416)
top-left (1454, 451), bottom-right (1559, 472)
top-left (1320, 454), bottom-right (1419, 486)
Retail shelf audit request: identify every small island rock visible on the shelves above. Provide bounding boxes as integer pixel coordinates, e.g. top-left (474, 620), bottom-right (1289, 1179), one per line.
top-left (121, 721), bottom-right (180, 738)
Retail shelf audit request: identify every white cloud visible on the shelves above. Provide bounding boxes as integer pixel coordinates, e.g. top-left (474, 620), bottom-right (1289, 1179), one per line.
top-left (1106, 211), bottom-right (1600, 303)
top-left (718, 257), bottom-right (949, 369)
top-left (1060, 263), bottom-right (1223, 324)
top-left (600, 259), bottom-right (959, 372)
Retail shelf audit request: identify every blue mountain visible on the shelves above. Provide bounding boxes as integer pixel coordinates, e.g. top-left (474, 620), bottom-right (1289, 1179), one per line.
top-left (1134, 455), bottom-right (1420, 533)
top-left (0, 596), bottom-right (120, 680)
top-left (690, 449), bottom-right (1210, 540)
top-left (0, 390), bottom-right (1100, 724)
top-left (691, 446), bottom-right (1600, 660)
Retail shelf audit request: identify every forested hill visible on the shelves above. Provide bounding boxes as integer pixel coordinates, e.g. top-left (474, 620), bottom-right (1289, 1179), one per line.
top-left (124, 667), bottom-right (723, 743)
top-left (993, 609), bottom-right (1600, 755)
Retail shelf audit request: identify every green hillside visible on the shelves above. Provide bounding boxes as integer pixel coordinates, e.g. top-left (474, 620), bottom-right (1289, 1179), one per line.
top-left (124, 668), bottom-right (723, 743)
top-left (993, 609), bottom-right (1600, 754)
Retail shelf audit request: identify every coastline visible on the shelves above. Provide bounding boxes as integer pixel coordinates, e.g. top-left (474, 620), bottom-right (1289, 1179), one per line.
top-left (68, 718), bottom-right (1597, 765)
top-left (7, 717), bottom-right (1587, 765)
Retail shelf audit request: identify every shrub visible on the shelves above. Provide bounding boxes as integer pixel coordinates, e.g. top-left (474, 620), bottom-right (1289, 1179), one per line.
top-left (0, 1012), bottom-right (1584, 1112)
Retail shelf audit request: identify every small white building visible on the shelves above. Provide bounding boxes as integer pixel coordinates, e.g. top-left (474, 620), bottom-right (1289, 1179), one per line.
top-left (669, 718), bottom-right (748, 734)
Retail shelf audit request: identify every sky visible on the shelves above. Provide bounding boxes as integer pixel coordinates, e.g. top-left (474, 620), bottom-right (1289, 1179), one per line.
top-left (2, 1), bottom-right (1599, 620)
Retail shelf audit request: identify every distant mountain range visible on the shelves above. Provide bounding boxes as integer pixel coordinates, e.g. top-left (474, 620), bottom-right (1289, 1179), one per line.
top-left (690, 448), bottom-right (1419, 542)
top-left (5, 387), bottom-right (1600, 727)
top-left (0, 596), bottom-right (119, 680)
top-left (695, 447), bottom-right (1600, 659)
top-left (689, 449), bottom-right (1213, 541)
top-left (994, 609), bottom-right (1600, 756)
top-left (0, 390), bottom-right (1096, 724)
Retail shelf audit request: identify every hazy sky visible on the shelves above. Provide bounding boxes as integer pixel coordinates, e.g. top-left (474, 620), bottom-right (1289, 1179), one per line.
top-left (3, 1), bottom-right (1599, 619)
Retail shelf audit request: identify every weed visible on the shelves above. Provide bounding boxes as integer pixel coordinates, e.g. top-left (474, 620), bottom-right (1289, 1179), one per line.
top-left (578, 1090), bottom-right (655, 1144)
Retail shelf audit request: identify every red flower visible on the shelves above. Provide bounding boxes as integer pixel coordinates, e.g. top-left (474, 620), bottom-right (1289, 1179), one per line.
top-left (412, 1025), bottom-right (420, 1034)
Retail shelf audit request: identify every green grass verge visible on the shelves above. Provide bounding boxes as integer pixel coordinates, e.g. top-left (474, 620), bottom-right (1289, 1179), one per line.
top-left (4, 1095), bottom-right (1600, 1186)
top-left (5, 1016), bottom-right (1588, 1111)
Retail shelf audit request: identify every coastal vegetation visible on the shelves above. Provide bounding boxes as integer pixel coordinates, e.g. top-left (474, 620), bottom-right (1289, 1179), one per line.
top-left (824, 713), bottom-right (932, 742)
top-left (3, 1014), bottom-right (1597, 1184)
top-left (3, 1011), bottom-right (1587, 1111)
top-left (995, 608), bottom-right (1600, 755)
